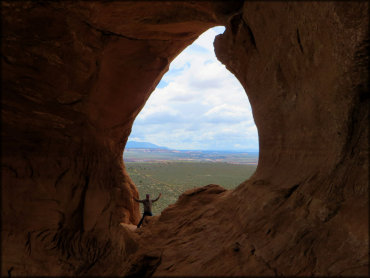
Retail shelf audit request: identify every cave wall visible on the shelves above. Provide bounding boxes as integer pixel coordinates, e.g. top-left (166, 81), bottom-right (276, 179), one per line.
top-left (1, 1), bottom-right (243, 276)
top-left (1, 1), bottom-right (368, 277)
top-left (126, 2), bottom-right (369, 276)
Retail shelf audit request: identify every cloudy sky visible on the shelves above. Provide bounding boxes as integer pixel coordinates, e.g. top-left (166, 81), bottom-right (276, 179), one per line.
top-left (128, 26), bottom-right (259, 151)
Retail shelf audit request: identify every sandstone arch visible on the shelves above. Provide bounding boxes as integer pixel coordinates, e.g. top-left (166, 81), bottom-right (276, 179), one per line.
top-left (2, 1), bottom-right (368, 276)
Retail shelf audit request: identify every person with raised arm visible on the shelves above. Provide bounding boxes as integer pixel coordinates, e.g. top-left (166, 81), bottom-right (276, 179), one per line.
top-left (134, 193), bottom-right (162, 228)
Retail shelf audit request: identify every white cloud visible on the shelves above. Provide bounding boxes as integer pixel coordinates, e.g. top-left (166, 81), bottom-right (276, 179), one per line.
top-left (128, 26), bottom-right (259, 151)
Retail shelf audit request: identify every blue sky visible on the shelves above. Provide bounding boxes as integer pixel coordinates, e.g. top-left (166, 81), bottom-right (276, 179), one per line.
top-left (128, 26), bottom-right (259, 151)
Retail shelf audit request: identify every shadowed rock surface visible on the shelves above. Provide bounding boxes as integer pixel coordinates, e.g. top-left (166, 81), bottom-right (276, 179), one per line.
top-left (1, 1), bottom-right (368, 276)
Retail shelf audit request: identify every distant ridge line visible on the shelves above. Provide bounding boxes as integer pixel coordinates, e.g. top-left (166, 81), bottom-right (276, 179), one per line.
top-left (126, 141), bottom-right (169, 149)
top-left (125, 141), bottom-right (259, 152)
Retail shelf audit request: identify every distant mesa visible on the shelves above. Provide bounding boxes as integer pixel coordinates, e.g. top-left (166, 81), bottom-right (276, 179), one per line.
top-left (124, 141), bottom-right (259, 164)
top-left (126, 141), bottom-right (169, 149)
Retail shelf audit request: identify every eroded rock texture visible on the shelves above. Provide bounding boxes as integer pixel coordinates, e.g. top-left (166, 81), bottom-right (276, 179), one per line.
top-left (2, 1), bottom-right (368, 276)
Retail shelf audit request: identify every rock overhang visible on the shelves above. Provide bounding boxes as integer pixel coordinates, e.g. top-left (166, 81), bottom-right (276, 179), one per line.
top-left (1, 1), bottom-right (368, 276)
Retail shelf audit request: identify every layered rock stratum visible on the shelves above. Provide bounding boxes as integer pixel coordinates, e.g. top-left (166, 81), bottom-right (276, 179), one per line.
top-left (2, 1), bottom-right (368, 276)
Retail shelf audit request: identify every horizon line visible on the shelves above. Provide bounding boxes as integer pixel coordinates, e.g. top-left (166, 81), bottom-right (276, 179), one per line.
top-left (125, 147), bottom-right (259, 153)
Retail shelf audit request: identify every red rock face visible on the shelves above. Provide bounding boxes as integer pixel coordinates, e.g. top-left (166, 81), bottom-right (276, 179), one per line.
top-left (1, 1), bottom-right (368, 276)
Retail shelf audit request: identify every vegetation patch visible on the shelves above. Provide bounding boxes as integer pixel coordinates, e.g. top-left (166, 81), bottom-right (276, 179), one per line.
top-left (126, 161), bottom-right (257, 214)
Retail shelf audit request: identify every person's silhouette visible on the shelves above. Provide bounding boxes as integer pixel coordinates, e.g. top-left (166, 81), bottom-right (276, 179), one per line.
top-left (134, 193), bottom-right (162, 228)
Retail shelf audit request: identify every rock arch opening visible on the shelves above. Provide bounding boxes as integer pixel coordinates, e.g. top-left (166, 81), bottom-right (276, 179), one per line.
top-left (123, 26), bottom-right (259, 214)
top-left (2, 1), bottom-right (368, 276)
